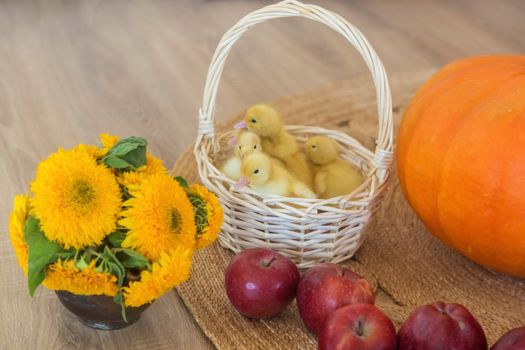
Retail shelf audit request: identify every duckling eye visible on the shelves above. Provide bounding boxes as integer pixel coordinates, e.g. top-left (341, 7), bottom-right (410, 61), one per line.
top-left (253, 169), bottom-right (259, 174)
top-left (251, 118), bottom-right (257, 123)
top-left (238, 145), bottom-right (242, 150)
top-left (311, 145), bottom-right (317, 149)
top-left (253, 145), bottom-right (257, 149)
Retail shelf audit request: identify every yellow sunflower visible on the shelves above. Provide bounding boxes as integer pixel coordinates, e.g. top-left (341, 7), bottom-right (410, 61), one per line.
top-left (8, 194), bottom-right (31, 275)
top-left (72, 134), bottom-right (119, 160)
top-left (118, 152), bottom-right (166, 189)
top-left (120, 173), bottom-right (196, 261)
top-left (95, 133), bottom-right (119, 158)
top-left (73, 143), bottom-right (99, 158)
top-left (44, 260), bottom-right (118, 296)
top-left (123, 247), bottom-right (192, 307)
top-left (187, 184), bottom-right (223, 249)
top-left (31, 147), bottom-right (122, 249)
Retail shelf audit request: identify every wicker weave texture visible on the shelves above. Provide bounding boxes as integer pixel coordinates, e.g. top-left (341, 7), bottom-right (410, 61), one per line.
top-left (193, 0), bottom-right (394, 267)
top-left (176, 72), bottom-right (525, 349)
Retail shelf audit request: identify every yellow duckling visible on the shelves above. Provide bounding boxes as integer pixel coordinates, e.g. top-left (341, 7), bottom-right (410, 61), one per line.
top-left (305, 136), bottom-right (364, 199)
top-left (243, 104), bottom-right (313, 188)
top-left (221, 131), bottom-right (262, 181)
top-left (235, 153), bottom-right (316, 199)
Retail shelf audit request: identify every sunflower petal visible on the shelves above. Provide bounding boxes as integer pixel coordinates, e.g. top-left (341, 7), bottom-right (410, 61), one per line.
top-left (120, 173), bottom-right (196, 261)
top-left (31, 147), bottom-right (122, 249)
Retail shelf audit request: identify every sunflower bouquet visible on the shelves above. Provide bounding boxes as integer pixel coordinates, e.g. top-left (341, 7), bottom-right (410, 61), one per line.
top-left (8, 134), bottom-right (223, 320)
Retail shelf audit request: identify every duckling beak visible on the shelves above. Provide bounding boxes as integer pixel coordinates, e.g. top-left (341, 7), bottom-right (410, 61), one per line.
top-left (234, 176), bottom-right (249, 189)
top-left (234, 121), bottom-right (247, 129)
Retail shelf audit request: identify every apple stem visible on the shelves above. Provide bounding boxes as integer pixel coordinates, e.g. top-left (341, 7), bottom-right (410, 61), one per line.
top-left (263, 256), bottom-right (277, 267)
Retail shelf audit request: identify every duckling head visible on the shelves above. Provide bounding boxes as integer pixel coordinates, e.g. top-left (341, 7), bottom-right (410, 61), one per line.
top-left (241, 153), bottom-right (272, 186)
top-left (234, 131), bottom-right (262, 158)
top-left (244, 104), bottom-right (283, 138)
top-left (305, 136), bottom-right (339, 165)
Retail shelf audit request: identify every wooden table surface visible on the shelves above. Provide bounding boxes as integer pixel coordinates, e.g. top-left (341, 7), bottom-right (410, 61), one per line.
top-left (1, 0), bottom-right (524, 349)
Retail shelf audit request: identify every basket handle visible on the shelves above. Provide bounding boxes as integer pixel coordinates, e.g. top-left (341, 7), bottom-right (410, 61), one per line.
top-left (197, 0), bottom-right (394, 178)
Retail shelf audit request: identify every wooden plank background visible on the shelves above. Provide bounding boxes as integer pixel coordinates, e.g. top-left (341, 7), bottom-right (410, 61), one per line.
top-left (0, 0), bottom-right (524, 349)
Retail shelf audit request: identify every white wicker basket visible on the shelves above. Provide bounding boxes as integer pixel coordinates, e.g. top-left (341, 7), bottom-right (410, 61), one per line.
top-left (194, 0), bottom-right (393, 268)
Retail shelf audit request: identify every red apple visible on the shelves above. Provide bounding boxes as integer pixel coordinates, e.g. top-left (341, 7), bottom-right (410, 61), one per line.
top-left (296, 263), bottom-right (375, 335)
top-left (491, 327), bottom-right (525, 350)
top-left (319, 303), bottom-right (397, 350)
top-left (224, 248), bottom-right (300, 318)
top-left (398, 302), bottom-right (488, 350)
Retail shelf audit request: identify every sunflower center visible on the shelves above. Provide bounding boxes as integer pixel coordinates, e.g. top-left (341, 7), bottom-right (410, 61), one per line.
top-left (69, 180), bottom-right (95, 207)
top-left (170, 208), bottom-right (182, 233)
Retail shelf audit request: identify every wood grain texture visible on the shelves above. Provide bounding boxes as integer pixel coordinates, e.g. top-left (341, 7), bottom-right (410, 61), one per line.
top-left (0, 0), bottom-right (524, 349)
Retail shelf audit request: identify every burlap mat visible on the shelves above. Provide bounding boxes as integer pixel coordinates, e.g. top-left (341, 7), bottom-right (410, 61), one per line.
top-left (174, 70), bottom-right (525, 349)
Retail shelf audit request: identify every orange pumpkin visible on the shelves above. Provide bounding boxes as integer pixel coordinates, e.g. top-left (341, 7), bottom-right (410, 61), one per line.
top-left (397, 55), bottom-right (525, 278)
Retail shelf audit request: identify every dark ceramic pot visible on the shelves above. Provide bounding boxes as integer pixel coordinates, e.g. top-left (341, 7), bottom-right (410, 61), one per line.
top-left (56, 291), bottom-right (151, 330)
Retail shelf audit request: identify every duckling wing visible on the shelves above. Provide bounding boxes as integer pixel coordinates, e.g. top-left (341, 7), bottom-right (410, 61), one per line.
top-left (221, 157), bottom-right (242, 181)
top-left (253, 180), bottom-right (290, 197)
top-left (284, 152), bottom-right (313, 188)
top-left (263, 131), bottom-right (299, 160)
top-left (321, 161), bottom-right (364, 197)
top-left (314, 171), bottom-right (328, 195)
top-left (291, 181), bottom-right (317, 199)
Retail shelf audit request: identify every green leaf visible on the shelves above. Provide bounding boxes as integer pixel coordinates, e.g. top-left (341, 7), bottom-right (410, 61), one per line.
top-left (102, 136), bottom-right (148, 170)
top-left (24, 217), bottom-right (66, 296)
top-left (77, 248), bottom-right (96, 268)
top-left (115, 249), bottom-right (151, 270)
top-left (174, 176), bottom-right (189, 189)
top-left (104, 157), bottom-right (134, 169)
top-left (107, 261), bottom-right (125, 286)
top-left (75, 255), bottom-right (90, 270)
top-left (107, 137), bottom-right (147, 156)
top-left (75, 248), bottom-right (92, 272)
top-left (113, 291), bottom-right (128, 323)
top-left (108, 257), bottom-right (127, 322)
top-left (103, 246), bottom-right (126, 286)
top-left (103, 245), bottom-right (118, 261)
top-left (107, 230), bottom-right (127, 248)
top-left (55, 250), bottom-right (76, 260)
